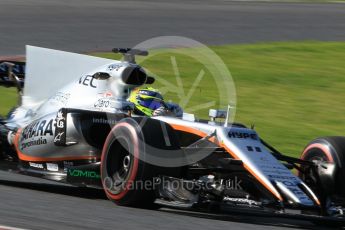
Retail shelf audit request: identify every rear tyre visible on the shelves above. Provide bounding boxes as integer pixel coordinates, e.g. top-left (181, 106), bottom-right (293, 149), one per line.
top-left (0, 122), bottom-right (7, 160)
top-left (300, 137), bottom-right (345, 211)
top-left (101, 117), bottom-right (182, 206)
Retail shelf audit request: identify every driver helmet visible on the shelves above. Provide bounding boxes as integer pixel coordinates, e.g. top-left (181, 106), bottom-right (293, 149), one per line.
top-left (128, 87), bottom-right (165, 116)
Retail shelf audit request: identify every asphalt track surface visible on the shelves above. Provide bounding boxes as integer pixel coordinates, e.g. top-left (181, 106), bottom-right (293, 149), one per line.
top-left (0, 0), bottom-right (345, 229)
top-left (0, 0), bottom-right (344, 55)
top-left (0, 170), bottom-right (336, 230)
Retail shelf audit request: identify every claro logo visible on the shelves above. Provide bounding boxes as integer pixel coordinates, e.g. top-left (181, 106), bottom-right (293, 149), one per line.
top-left (228, 131), bottom-right (258, 140)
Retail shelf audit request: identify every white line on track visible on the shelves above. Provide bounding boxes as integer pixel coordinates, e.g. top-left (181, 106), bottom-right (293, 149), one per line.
top-left (0, 225), bottom-right (29, 230)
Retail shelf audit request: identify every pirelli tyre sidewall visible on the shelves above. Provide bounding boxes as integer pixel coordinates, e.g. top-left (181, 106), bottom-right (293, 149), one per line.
top-left (101, 117), bottom-right (181, 206)
top-left (300, 137), bottom-right (345, 204)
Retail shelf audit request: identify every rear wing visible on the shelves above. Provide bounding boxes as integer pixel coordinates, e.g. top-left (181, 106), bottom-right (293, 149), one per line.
top-left (0, 61), bottom-right (25, 89)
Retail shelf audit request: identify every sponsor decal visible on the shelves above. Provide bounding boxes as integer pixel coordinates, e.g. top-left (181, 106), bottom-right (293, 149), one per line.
top-left (269, 165), bottom-right (288, 170)
top-left (223, 197), bottom-right (261, 206)
top-left (56, 111), bottom-right (65, 129)
top-left (107, 64), bottom-right (123, 71)
top-left (54, 109), bottom-right (67, 146)
top-left (21, 119), bottom-right (54, 141)
top-left (46, 163), bottom-right (59, 172)
top-left (282, 180), bottom-right (296, 187)
top-left (68, 169), bottom-right (101, 179)
top-left (94, 98), bottom-right (112, 109)
top-left (98, 91), bottom-right (113, 98)
top-left (246, 146), bottom-right (262, 152)
top-left (94, 92), bottom-right (115, 110)
top-left (92, 117), bottom-right (118, 125)
top-left (20, 119), bottom-right (54, 150)
top-left (50, 92), bottom-right (71, 105)
top-left (247, 146), bottom-right (253, 152)
top-left (64, 161), bottom-right (74, 167)
top-left (21, 137), bottom-right (47, 150)
top-left (79, 75), bottom-right (96, 88)
top-left (54, 131), bottom-right (65, 145)
top-left (268, 175), bottom-right (298, 181)
top-left (54, 132), bottom-right (64, 143)
top-left (228, 131), bottom-right (258, 140)
top-left (29, 162), bottom-right (44, 169)
top-left (262, 169), bottom-right (288, 175)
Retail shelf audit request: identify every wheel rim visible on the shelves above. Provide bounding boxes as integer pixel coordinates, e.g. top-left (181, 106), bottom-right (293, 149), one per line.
top-left (300, 149), bottom-right (330, 199)
top-left (113, 152), bottom-right (131, 186)
top-left (106, 136), bottom-right (133, 194)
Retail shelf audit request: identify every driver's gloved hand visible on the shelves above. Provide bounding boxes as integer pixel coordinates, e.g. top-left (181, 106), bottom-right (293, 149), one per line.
top-left (153, 106), bottom-right (170, 116)
top-left (153, 103), bottom-right (183, 117)
top-left (165, 103), bottom-right (183, 117)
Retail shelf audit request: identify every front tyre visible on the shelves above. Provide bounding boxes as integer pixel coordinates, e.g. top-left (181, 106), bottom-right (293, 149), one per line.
top-left (300, 137), bottom-right (345, 214)
top-left (101, 118), bottom-right (182, 206)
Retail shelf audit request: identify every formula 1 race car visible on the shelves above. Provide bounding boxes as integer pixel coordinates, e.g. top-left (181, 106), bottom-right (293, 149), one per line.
top-left (0, 46), bottom-right (344, 226)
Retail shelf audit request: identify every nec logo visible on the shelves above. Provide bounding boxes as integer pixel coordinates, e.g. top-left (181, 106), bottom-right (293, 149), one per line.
top-left (228, 131), bottom-right (258, 140)
top-left (79, 75), bottom-right (96, 88)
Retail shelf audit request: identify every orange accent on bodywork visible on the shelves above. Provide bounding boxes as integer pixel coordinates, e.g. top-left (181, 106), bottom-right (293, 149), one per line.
top-left (313, 195), bottom-right (321, 206)
top-left (14, 128), bottom-right (98, 162)
top-left (170, 124), bottom-right (217, 143)
top-left (170, 124), bottom-right (283, 201)
top-left (170, 124), bottom-right (208, 138)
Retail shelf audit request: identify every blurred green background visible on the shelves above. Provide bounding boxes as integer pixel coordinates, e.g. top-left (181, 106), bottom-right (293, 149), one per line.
top-left (1, 41), bottom-right (345, 157)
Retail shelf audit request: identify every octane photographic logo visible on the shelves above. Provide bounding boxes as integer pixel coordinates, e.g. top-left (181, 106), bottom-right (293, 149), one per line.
top-left (107, 36), bottom-right (236, 168)
top-left (103, 175), bottom-right (243, 194)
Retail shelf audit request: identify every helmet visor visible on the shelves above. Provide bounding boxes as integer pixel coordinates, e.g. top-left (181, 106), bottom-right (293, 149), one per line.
top-left (139, 99), bottom-right (163, 110)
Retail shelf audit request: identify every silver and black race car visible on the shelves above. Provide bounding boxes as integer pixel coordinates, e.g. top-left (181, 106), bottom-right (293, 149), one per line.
top-left (0, 46), bottom-right (344, 226)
